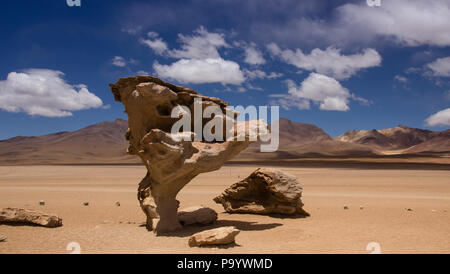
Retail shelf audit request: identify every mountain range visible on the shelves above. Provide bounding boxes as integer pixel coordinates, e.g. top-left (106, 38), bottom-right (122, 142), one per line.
top-left (0, 118), bottom-right (448, 165)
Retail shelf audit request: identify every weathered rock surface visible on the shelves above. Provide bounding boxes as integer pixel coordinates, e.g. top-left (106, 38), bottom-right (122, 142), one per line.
top-left (188, 226), bottom-right (240, 247)
top-left (110, 76), bottom-right (265, 234)
top-left (0, 208), bottom-right (63, 227)
top-left (0, 234), bottom-right (6, 242)
top-left (178, 206), bottom-right (217, 226)
top-left (214, 168), bottom-right (309, 215)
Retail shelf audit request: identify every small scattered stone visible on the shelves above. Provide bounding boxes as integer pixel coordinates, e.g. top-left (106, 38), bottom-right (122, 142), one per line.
top-left (0, 235), bottom-right (7, 242)
top-left (431, 209), bottom-right (437, 213)
top-left (360, 206), bottom-right (364, 210)
top-left (83, 202), bottom-right (89, 206)
top-left (115, 202), bottom-right (121, 207)
top-left (406, 208), bottom-right (413, 211)
top-left (188, 227), bottom-right (240, 247)
top-left (344, 206), bottom-right (349, 210)
top-left (39, 200), bottom-right (45, 206)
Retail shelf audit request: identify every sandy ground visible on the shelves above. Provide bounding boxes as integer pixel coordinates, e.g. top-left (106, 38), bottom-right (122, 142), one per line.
top-left (0, 165), bottom-right (449, 254)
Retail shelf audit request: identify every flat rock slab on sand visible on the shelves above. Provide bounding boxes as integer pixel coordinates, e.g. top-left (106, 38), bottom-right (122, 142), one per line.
top-left (188, 226), bottom-right (240, 247)
top-left (0, 208), bottom-right (62, 228)
top-left (178, 206), bottom-right (218, 226)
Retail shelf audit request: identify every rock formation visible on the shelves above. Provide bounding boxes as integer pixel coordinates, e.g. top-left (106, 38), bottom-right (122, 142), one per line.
top-left (188, 226), bottom-right (240, 247)
top-left (0, 208), bottom-right (63, 227)
top-left (178, 206), bottom-right (217, 226)
top-left (214, 168), bottom-right (309, 215)
top-left (0, 234), bottom-right (6, 242)
top-left (109, 76), bottom-right (265, 234)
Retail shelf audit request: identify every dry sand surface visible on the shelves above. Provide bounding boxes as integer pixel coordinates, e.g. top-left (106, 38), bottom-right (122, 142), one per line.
top-left (0, 164), bottom-right (449, 254)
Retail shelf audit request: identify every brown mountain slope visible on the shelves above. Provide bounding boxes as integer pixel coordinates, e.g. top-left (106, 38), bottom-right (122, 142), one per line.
top-left (404, 130), bottom-right (450, 154)
top-left (379, 126), bottom-right (436, 149)
top-left (274, 118), bottom-right (332, 145)
top-left (337, 125), bottom-right (438, 150)
top-left (0, 119), bottom-right (448, 165)
top-left (336, 129), bottom-right (393, 149)
top-left (237, 118), bottom-right (378, 160)
top-left (0, 119), bottom-right (138, 165)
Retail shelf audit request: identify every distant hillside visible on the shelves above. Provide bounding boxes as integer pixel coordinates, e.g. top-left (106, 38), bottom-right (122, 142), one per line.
top-left (274, 118), bottom-right (332, 145)
top-left (336, 125), bottom-right (442, 152)
top-left (404, 130), bottom-right (450, 154)
top-left (236, 118), bottom-right (378, 160)
top-left (0, 119), bottom-right (138, 165)
top-left (0, 118), bottom-right (448, 165)
top-left (336, 129), bottom-right (393, 149)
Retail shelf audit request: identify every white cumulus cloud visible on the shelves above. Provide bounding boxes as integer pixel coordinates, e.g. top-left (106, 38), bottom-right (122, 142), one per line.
top-left (244, 69), bottom-right (282, 80)
top-left (140, 32), bottom-right (169, 55)
top-left (244, 45), bottom-right (265, 65)
top-left (153, 58), bottom-right (245, 85)
top-left (286, 73), bottom-right (351, 111)
top-left (337, 0), bottom-right (450, 47)
top-left (144, 27), bottom-right (245, 85)
top-left (426, 57), bottom-right (450, 77)
top-left (111, 56), bottom-right (138, 68)
top-left (168, 26), bottom-right (228, 59)
top-left (0, 69), bottom-right (103, 117)
top-left (272, 0), bottom-right (450, 47)
top-left (268, 43), bottom-right (381, 80)
top-left (426, 108), bottom-right (450, 127)
top-left (111, 56), bottom-right (127, 67)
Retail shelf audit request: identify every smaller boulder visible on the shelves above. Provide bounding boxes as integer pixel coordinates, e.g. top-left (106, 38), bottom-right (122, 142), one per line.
top-left (115, 202), bottom-right (121, 207)
top-left (214, 168), bottom-right (309, 215)
top-left (188, 226), bottom-right (240, 247)
top-left (39, 200), bottom-right (45, 206)
top-left (83, 202), bottom-right (89, 206)
top-left (178, 206), bottom-right (217, 226)
top-left (0, 234), bottom-right (6, 242)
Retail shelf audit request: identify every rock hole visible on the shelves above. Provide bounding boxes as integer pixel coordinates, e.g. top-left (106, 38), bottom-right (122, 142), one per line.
top-left (157, 104), bottom-right (172, 116)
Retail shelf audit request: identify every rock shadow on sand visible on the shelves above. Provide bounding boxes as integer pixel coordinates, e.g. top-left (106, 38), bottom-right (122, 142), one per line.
top-left (266, 212), bottom-right (310, 219)
top-left (191, 242), bottom-right (241, 249)
top-left (152, 219), bottom-right (283, 238)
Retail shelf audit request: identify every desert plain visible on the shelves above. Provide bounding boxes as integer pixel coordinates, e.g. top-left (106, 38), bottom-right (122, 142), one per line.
top-left (0, 163), bottom-right (449, 254)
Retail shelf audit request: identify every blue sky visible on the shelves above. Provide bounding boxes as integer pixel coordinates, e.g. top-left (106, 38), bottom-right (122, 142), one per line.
top-left (1, 0), bottom-right (450, 139)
